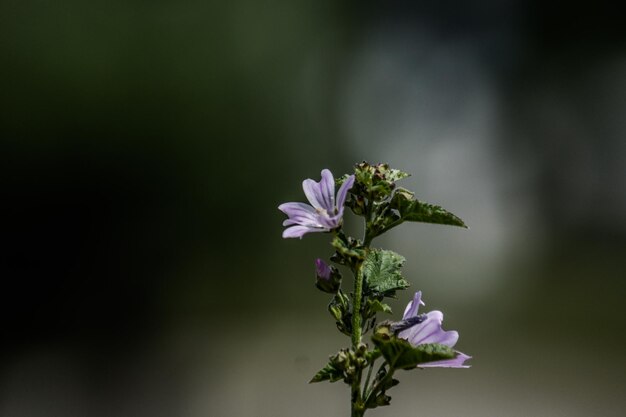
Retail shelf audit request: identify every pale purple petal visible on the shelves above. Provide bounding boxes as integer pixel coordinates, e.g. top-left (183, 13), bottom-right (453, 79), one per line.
top-left (419, 352), bottom-right (471, 368)
top-left (412, 311), bottom-right (458, 346)
top-left (282, 217), bottom-right (321, 227)
top-left (396, 291), bottom-right (470, 368)
top-left (278, 202), bottom-right (317, 217)
top-left (282, 225), bottom-right (325, 239)
top-left (400, 311), bottom-right (459, 348)
top-left (420, 326), bottom-right (459, 347)
top-left (302, 179), bottom-right (325, 210)
top-left (320, 169), bottom-right (336, 212)
top-left (280, 213), bottom-right (320, 226)
top-left (318, 213), bottom-right (341, 229)
top-left (279, 202), bottom-right (323, 227)
top-left (336, 175), bottom-right (355, 215)
top-left (402, 291), bottom-right (425, 319)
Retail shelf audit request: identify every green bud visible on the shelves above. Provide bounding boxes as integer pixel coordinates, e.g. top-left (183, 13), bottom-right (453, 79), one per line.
top-left (329, 304), bottom-right (343, 321)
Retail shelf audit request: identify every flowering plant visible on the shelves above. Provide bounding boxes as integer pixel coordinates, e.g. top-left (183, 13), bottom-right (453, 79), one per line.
top-left (279, 162), bottom-right (471, 417)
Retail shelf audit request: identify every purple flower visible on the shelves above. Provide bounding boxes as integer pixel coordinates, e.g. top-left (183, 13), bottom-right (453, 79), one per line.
top-left (398, 291), bottom-right (471, 368)
top-left (279, 169), bottom-right (355, 239)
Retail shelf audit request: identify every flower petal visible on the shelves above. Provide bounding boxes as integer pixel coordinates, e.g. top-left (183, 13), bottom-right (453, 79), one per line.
top-left (317, 213), bottom-right (341, 229)
top-left (336, 175), bottom-right (355, 215)
top-left (402, 291), bottom-right (425, 319)
top-left (302, 179), bottom-right (325, 210)
top-left (279, 203), bottom-right (324, 227)
top-left (282, 217), bottom-right (321, 227)
top-left (419, 351), bottom-right (471, 368)
top-left (278, 202), bottom-right (317, 217)
top-left (320, 169), bottom-right (336, 212)
top-left (282, 225), bottom-right (325, 239)
top-left (399, 310), bottom-right (459, 347)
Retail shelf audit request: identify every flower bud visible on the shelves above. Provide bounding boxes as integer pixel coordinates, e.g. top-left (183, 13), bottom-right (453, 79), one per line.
top-left (315, 258), bottom-right (332, 280)
top-left (315, 259), bottom-right (342, 293)
top-left (329, 304), bottom-right (343, 321)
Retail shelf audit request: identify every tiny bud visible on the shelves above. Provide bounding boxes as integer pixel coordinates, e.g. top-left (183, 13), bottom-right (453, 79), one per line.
top-left (373, 323), bottom-right (392, 340)
top-left (329, 304), bottom-right (343, 321)
top-left (315, 259), bottom-right (342, 293)
top-left (315, 258), bottom-right (331, 280)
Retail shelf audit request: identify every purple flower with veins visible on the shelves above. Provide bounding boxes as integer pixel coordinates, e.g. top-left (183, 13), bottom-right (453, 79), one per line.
top-left (399, 291), bottom-right (471, 368)
top-left (279, 169), bottom-right (355, 239)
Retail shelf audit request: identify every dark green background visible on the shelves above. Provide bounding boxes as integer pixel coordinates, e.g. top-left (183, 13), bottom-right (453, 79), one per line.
top-left (2, 1), bottom-right (625, 416)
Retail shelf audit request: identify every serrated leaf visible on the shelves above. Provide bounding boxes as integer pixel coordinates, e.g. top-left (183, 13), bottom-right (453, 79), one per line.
top-left (391, 191), bottom-right (467, 228)
top-left (309, 362), bottom-right (344, 383)
top-left (402, 201), bottom-right (466, 227)
top-left (362, 249), bottom-right (409, 295)
top-left (384, 168), bottom-right (410, 182)
top-left (372, 329), bottom-right (456, 370)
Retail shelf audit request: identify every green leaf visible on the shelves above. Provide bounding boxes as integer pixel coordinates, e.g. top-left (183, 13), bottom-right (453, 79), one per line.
top-left (362, 249), bottom-right (409, 296)
top-left (372, 327), bottom-right (456, 370)
top-left (390, 189), bottom-right (467, 228)
top-left (366, 299), bottom-right (393, 314)
top-left (383, 168), bottom-right (410, 182)
top-left (309, 362), bottom-right (344, 383)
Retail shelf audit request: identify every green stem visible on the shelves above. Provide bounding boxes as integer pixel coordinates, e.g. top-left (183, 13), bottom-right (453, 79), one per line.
top-left (351, 264), bottom-right (364, 348)
top-left (377, 218), bottom-right (404, 236)
top-left (350, 260), bottom-right (365, 416)
top-left (362, 357), bottom-right (376, 399)
top-left (364, 365), bottom-right (395, 406)
top-left (351, 405), bottom-right (365, 417)
top-left (350, 194), bottom-right (376, 417)
top-left (350, 367), bottom-right (364, 417)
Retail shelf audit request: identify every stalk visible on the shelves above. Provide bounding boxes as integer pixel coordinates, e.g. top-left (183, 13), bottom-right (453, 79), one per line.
top-left (351, 264), bottom-right (364, 348)
top-left (350, 212), bottom-right (375, 416)
top-left (350, 258), bottom-right (365, 417)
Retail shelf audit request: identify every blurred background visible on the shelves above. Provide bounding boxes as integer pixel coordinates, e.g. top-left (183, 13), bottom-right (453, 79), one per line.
top-left (2, 1), bottom-right (625, 416)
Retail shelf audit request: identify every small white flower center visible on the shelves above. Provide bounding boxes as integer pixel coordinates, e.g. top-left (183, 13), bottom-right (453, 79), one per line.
top-left (316, 207), bottom-right (328, 217)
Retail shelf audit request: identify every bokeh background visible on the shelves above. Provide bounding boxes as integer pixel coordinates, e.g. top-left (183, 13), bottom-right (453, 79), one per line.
top-left (2, 1), bottom-right (625, 416)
